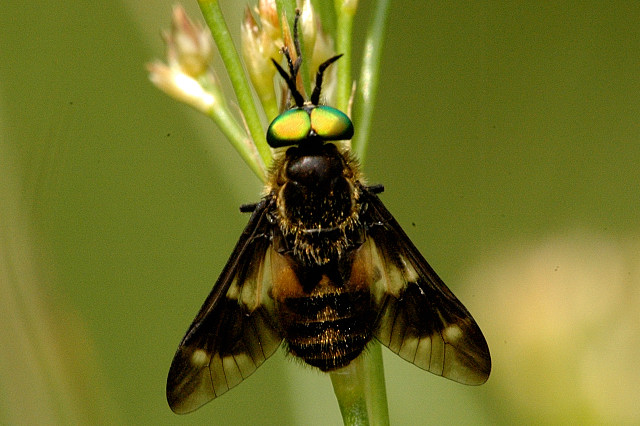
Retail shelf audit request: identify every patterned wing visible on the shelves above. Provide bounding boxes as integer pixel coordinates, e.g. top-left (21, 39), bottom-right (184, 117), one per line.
top-left (167, 200), bottom-right (283, 414)
top-left (362, 189), bottom-right (491, 385)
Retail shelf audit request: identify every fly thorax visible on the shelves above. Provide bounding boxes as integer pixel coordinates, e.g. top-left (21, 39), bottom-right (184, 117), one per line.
top-left (275, 143), bottom-right (362, 265)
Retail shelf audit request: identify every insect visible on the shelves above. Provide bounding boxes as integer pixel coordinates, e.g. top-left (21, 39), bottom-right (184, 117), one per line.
top-left (166, 17), bottom-right (491, 415)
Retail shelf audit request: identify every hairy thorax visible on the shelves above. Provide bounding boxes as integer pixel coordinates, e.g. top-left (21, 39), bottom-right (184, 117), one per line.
top-left (266, 142), bottom-right (364, 265)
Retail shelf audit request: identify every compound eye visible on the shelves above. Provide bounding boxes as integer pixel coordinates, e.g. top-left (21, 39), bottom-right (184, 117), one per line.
top-left (310, 106), bottom-right (354, 141)
top-left (267, 109), bottom-right (311, 147)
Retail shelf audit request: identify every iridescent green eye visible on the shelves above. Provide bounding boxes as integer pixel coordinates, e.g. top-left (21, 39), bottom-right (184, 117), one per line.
top-left (267, 109), bottom-right (311, 147)
top-left (310, 106), bottom-right (354, 141)
top-left (266, 106), bottom-right (354, 148)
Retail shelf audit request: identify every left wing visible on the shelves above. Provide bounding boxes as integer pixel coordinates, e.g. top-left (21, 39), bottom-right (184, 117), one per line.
top-left (166, 200), bottom-right (283, 414)
top-left (360, 188), bottom-right (491, 385)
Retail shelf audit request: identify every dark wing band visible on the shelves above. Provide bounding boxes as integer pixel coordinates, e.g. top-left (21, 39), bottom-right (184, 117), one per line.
top-left (362, 189), bottom-right (491, 385)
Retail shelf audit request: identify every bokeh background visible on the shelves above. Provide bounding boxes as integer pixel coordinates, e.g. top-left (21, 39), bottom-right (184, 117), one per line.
top-left (2, 1), bottom-right (639, 424)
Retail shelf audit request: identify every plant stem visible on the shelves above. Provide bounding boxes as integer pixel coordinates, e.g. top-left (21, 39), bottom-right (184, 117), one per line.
top-left (352, 0), bottom-right (391, 165)
top-left (199, 75), bottom-right (266, 181)
top-left (333, 0), bottom-right (356, 113)
top-left (197, 0), bottom-right (272, 170)
top-left (311, 0), bottom-right (337, 34)
top-left (364, 343), bottom-right (390, 425)
top-left (329, 1), bottom-right (391, 425)
top-left (329, 343), bottom-right (390, 426)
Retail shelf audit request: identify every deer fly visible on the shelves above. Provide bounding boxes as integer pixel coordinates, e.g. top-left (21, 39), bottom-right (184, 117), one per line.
top-left (166, 14), bottom-right (491, 415)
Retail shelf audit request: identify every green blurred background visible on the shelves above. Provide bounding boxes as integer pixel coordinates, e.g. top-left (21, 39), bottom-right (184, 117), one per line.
top-left (2, 1), bottom-right (639, 424)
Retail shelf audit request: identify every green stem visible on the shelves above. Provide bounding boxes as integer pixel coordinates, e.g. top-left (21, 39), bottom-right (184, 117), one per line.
top-left (197, 0), bottom-right (272, 171)
top-left (329, 1), bottom-right (391, 425)
top-left (334, 0), bottom-right (356, 113)
top-left (200, 76), bottom-right (266, 181)
top-left (311, 0), bottom-right (337, 35)
top-left (330, 361), bottom-right (369, 426)
top-left (364, 343), bottom-right (390, 425)
top-left (352, 0), bottom-right (391, 165)
top-left (329, 343), bottom-right (390, 425)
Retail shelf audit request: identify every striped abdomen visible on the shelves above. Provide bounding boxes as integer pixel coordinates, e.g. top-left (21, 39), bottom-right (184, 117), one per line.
top-left (278, 286), bottom-right (375, 371)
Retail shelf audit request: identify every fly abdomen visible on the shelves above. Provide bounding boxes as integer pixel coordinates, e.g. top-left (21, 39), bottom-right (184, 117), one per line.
top-left (279, 290), bottom-right (375, 371)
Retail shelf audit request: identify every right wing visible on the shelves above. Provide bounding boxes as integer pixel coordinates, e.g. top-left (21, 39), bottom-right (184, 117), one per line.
top-left (361, 189), bottom-right (491, 385)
